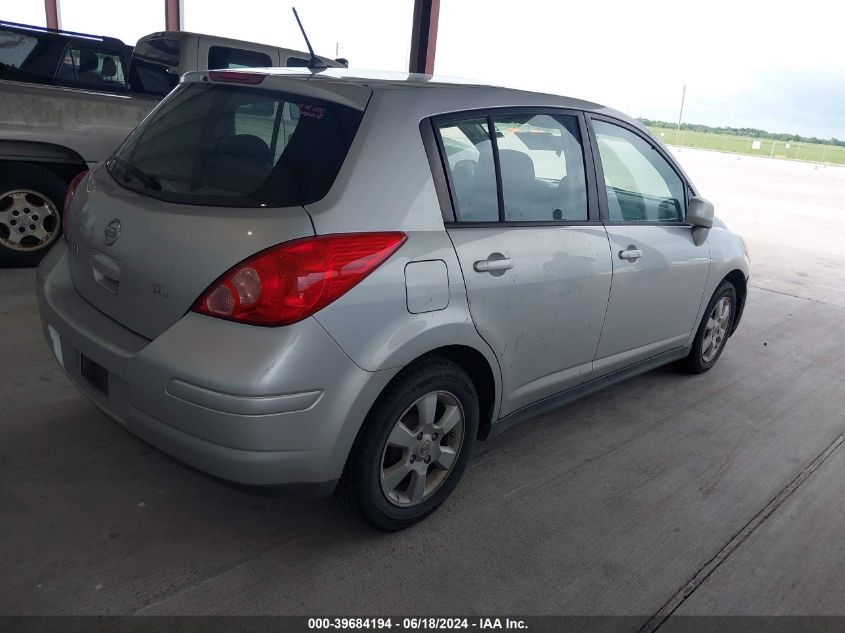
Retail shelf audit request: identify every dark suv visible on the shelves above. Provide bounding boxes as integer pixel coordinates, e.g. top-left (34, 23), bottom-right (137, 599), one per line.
top-left (0, 21), bottom-right (132, 92)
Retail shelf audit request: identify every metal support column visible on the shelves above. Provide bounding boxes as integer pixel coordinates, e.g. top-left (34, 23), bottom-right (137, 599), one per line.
top-left (165, 0), bottom-right (182, 31)
top-left (44, 0), bottom-right (60, 30)
top-left (408, 0), bottom-right (440, 75)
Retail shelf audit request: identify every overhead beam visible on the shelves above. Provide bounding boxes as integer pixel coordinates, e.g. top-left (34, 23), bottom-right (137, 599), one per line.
top-left (44, 0), bottom-right (60, 30)
top-left (408, 0), bottom-right (440, 75)
top-left (165, 0), bottom-right (182, 31)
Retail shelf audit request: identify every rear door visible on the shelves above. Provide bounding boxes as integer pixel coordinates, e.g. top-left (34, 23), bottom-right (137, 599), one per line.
top-left (434, 109), bottom-right (613, 416)
top-left (588, 116), bottom-right (711, 375)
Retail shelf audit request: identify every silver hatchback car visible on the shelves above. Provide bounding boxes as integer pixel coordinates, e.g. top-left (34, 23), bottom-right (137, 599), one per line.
top-left (37, 68), bottom-right (749, 530)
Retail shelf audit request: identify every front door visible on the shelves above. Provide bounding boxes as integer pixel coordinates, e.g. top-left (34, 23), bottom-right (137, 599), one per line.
top-left (434, 110), bottom-right (612, 416)
top-left (589, 117), bottom-right (711, 376)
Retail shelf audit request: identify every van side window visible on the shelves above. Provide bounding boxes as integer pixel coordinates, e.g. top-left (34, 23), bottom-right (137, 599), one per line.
top-left (436, 119), bottom-right (499, 222)
top-left (208, 46), bottom-right (272, 70)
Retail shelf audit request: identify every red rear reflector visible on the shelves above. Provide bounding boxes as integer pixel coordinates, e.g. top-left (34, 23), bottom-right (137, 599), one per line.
top-left (192, 232), bottom-right (407, 326)
top-left (63, 170), bottom-right (88, 241)
top-left (207, 70), bottom-right (267, 84)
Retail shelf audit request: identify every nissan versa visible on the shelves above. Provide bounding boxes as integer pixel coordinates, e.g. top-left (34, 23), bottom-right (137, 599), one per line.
top-left (36, 68), bottom-right (749, 530)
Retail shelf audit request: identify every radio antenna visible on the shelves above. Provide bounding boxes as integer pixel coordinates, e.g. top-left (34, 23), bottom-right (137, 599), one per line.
top-left (292, 7), bottom-right (327, 70)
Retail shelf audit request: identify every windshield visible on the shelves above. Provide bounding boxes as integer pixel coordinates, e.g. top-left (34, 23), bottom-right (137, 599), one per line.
top-left (108, 82), bottom-right (365, 207)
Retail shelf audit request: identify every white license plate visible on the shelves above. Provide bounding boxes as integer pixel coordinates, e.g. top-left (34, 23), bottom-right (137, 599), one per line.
top-left (47, 324), bottom-right (64, 369)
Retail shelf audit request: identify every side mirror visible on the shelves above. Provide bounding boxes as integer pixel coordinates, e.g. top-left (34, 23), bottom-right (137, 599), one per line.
top-left (687, 196), bottom-right (714, 245)
top-left (687, 196), bottom-right (714, 228)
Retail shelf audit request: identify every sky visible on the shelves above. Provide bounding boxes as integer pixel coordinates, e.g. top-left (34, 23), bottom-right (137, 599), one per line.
top-left (6, 0), bottom-right (845, 139)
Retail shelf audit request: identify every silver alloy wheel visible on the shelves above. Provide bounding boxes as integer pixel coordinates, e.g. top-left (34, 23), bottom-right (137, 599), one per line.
top-left (702, 296), bottom-right (732, 363)
top-left (0, 189), bottom-right (60, 252)
top-left (380, 390), bottom-right (466, 507)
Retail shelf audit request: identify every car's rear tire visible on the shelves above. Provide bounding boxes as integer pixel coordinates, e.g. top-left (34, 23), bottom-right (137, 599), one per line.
top-left (338, 356), bottom-right (479, 531)
top-left (0, 164), bottom-right (68, 268)
top-left (680, 280), bottom-right (737, 374)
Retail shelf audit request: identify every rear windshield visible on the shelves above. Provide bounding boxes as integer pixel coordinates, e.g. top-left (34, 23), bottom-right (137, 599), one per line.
top-left (108, 82), bottom-right (364, 207)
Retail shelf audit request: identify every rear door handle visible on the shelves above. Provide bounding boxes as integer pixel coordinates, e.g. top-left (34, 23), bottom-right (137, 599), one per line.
top-left (474, 257), bottom-right (513, 273)
top-left (618, 245), bottom-right (643, 261)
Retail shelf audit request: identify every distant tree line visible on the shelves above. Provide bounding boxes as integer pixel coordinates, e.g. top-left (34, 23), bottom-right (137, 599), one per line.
top-left (638, 118), bottom-right (845, 147)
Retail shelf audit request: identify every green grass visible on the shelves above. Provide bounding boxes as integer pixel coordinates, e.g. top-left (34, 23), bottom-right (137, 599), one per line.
top-left (647, 126), bottom-right (845, 166)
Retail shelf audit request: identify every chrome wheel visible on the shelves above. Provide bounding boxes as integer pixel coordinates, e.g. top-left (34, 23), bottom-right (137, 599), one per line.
top-left (702, 296), bottom-right (732, 363)
top-left (0, 189), bottom-right (60, 252)
top-left (380, 391), bottom-right (466, 507)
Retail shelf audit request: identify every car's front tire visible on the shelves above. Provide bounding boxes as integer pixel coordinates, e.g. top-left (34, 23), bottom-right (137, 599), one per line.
top-left (338, 356), bottom-right (479, 531)
top-left (680, 280), bottom-right (737, 374)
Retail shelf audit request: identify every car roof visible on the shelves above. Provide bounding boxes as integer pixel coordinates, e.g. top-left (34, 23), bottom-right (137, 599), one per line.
top-left (262, 67), bottom-right (593, 96)
top-left (214, 67), bottom-right (640, 126)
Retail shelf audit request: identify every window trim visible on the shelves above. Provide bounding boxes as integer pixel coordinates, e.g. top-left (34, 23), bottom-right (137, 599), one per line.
top-left (50, 40), bottom-right (70, 81)
top-left (487, 113), bottom-right (506, 222)
top-left (425, 106), bottom-right (601, 228)
top-left (586, 113), bottom-right (692, 226)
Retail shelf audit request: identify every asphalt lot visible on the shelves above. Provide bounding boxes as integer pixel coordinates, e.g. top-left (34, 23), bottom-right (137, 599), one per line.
top-left (2, 148), bottom-right (845, 620)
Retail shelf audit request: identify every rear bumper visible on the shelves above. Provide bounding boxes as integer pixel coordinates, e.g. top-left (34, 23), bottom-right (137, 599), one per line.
top-left (36, 243), bottom-right (398, 489)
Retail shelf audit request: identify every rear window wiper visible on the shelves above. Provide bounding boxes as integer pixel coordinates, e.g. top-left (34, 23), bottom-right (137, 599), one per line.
top-left (108, 156), bottom-right (162, 192)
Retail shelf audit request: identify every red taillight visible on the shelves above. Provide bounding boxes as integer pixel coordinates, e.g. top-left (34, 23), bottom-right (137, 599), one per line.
top-left (207, 70), bottom-right (267, 84)
top-left (192, 232), bottom-right (407, 326)
top-left (63, 170), bottom-right (88, 241)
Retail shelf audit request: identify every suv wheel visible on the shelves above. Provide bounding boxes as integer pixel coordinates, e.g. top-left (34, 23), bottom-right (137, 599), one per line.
top-left (680, 280), bottom-right (737, 374)
top-left (338, 357), bottom-right (479, 531)
top-left (0, 165), bottom-right (68, 267)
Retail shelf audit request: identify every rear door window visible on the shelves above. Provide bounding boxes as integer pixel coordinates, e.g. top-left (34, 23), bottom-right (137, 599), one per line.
top-left (108, 82), bottom-right (364, 208)
top-left (492, 113), bottom-right (587, 222)
top-left (436, 118), bottom-right (499, 222)
top-left (57, 44), bottom-right (127, 89)
top-left (208, 46), bottom-right (272, 69)
top-left (436, 111), bottom-right (588, 223)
